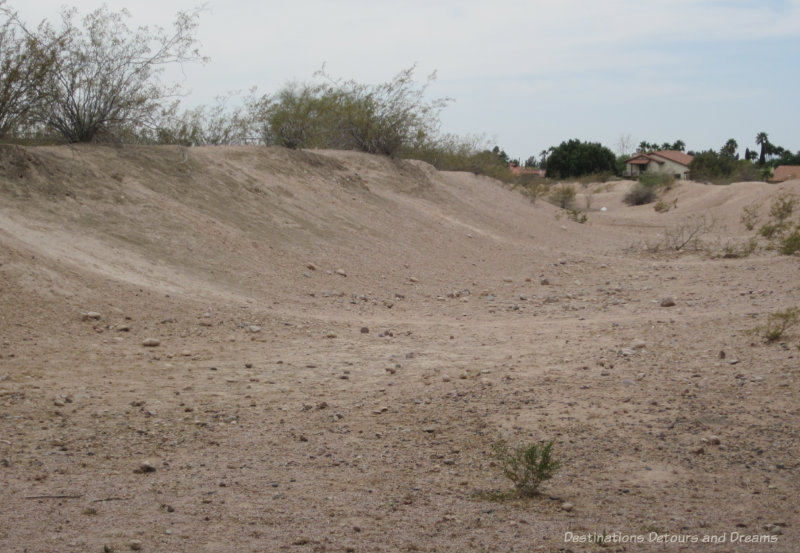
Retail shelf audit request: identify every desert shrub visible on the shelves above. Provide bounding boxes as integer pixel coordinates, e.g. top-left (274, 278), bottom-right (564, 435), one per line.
top-left (260, 65), bottom-right (450, 157)
top-left (663, 214), bottom-right (717, 251)
top-left (654, 198), bottom-right (671, 213)
top-left (638, 171), bottom-right (675, 189)
top-left (780, 228), bottom-right (800, 255)
top-left (753, 308), bottom-right (800, 342)
top-left (549, 184), bottom-right (576, 209)
top-left (491, 438), bottom-right (561, 497)
top-left (624, 183), bottom-right (657, 205)
top-left (721, 237), bottom-right (759, 258)
top-left (757, 193), bottom-right (798, 252)
top-left (566, 209), bottom-right (588, 223)
top-left (740, 203), bottom-right (761, 231)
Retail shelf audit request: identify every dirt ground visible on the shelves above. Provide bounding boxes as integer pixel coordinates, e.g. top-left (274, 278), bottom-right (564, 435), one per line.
top-left (0, 144), bottom-right (798, 553)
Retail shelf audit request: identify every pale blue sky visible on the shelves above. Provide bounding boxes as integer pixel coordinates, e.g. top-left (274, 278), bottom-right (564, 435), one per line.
top-left (13, 0), bottom-right (800, 160)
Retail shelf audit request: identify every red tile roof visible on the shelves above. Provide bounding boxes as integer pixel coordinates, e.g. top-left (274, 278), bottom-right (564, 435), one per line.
top-left (772, 165), bottom-right (800, 182)
top-left (649, 150), bottom-right (694, 167)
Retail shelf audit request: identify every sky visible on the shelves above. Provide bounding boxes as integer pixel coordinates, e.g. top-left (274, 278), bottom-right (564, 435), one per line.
top-left (11, 0), bottom-right (800, 161)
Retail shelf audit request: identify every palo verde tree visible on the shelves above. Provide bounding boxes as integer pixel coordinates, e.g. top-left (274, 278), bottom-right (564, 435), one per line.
top-left (0, 2), bottom-right (62, 138)
top-left (261, 65), bottom-right (450, 157)
top-left (39, 5), bottom-right (204, 143)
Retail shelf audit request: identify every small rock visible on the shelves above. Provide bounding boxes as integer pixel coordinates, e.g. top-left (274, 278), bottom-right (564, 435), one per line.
top-left (82, 312), bottom-right (102, 321)
top-left (135, 460), bottom-right (157, 473)
top-left (142, 338), bottom-right (160, 347)
top-left (248, 325), bottom-right (261, 333)
top-left (631, 339), bottom-right (646, 349)
top-left (708, 435), bottom-right (721, 445)
top-left (360, 327), bottom-right (369, 334)
top-left (561, 502), bottom-right (574, 512)
top-left (540, 278), bottom-right (550, 285)
top-left (335, 269), bottom-right (347, 277)
top-left (690, 446), bottom-right (705, 455)
top-left (409, 277), bottom-right (419, 283)
top-left (660, 297), bottom-right (676, 307)
top-left (129, 540), bottom-right (143, 551)
top-left (306, 263), bottom-right (317, 271)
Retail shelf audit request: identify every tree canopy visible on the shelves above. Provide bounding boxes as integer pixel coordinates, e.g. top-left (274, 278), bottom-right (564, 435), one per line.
top-left (544, 139), bottom-right (616, 179)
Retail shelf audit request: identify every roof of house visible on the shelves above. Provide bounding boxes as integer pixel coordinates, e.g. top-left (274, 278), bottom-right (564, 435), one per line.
top-left (649, 150), bottom-right (694, 167)
top-left (772, 165), bottom-right (800, 182)
top-left (626, 150), bottom-right (694, 168)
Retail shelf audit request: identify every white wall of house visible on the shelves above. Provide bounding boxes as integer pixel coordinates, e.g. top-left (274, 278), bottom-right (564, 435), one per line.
top-left (648, 154), bottom-right (690, 179)
top-left (626, 155), bottom-right (690, 180)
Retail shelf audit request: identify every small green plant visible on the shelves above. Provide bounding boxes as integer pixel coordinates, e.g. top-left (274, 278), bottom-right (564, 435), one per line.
top-left (779, 228), bottom-right (800, 255)
top-left (740, 203), bottom-right (761, 231)
top-left (653, 198), bottom-right (671, 213)
top-left (491, 438), bottom-right (561, 497)
top-left (637, 171), bottom-right (675, 189)
top-left (753, 308), bottom-right (800, 343)
top-left (549, 184), bottom-right (577, 209)
top-left (566, 209), bottom-right (588, 223)
top-left (721, 237), bottom-right (758, 258)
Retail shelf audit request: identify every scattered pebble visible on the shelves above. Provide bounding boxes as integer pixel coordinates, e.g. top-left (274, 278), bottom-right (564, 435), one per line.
top-left (142, 338), bottom-right (160, 347)
top-left (660, 297), bottom-right (676, 307)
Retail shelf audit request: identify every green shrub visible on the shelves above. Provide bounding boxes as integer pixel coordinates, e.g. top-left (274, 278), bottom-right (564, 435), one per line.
top-left (566, 209), bottom-right (588, 223)
top-left (549, 184), bottom-right (576, 209)
top-left (779, 228), bottom-right (800, 255)
top-left (624, 183), bottom-right (657, 205)
top-left (491, 438), bottom-right (561, 497)
top-left (654, 198), bottom-right (671, 213)
top-left (637, 171), bottom-right (674, 189)
top-left (754, 308), bottom-right (800, 342)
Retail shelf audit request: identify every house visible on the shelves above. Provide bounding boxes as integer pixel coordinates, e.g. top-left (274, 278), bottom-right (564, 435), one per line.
top-left (625, 150), bottom-right (694, 180)
top-left (771, 165), bottom-right (800, 182)
top-left (508, 163), bottom-right (546, 177)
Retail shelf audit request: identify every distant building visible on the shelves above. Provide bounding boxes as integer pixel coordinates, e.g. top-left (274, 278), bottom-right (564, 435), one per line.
top-left (508, 163), bottom-right (546, 177)
top-left (771, 165), bottom-right (800, 182)
top-left (625, 150), bottom-right (694, 180)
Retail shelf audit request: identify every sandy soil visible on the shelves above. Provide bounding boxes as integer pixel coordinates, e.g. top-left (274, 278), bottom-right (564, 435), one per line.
top-left (0, 144), bottom-right (798, 552)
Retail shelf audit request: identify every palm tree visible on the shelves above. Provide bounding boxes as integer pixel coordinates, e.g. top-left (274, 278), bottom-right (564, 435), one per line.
top-left (721, 138), bottom-right (738, 158)
top-left (755, 132), bottom-right (769, 165)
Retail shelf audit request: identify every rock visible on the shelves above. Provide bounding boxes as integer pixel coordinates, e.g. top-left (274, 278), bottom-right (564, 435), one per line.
top-left (631, 339), bottom-right (646, 349)
top-left (135, 460), bottom-right (157, 473)
top-left (142, 338), bottom-right (160, 347)
top-left (248, 325), bottom-right (261, 333)
top-left (690, 446), bottom-right (705, 455)
top-left (306, 263), bottom-right (317, 271)
top-left (129, 540), bottom-right (143, 551)
top-left (409, 277), bottom-right (419, 283)
top-left (335, 269), bottom-right (347, 277)
top-left (561, 502), bottom-right (574, 512)
top-left (540, 278), bottom-right (550, 285)
top-left (360, 327), bottom-right (369, 334)
top-left (116, 324), bottom-right (131, 332)
top-left (660, 297), bottom-right (676, 307)
top-left (82, 312), bottom-right (102, 321)
top-left (325, 331), bottom-right (337, 339)
top-left (708, 435), bottom-right (721, 445)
